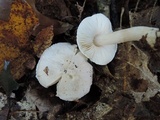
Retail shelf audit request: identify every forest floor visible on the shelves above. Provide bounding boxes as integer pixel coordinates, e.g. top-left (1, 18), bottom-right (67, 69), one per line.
top-left (0, 0), bottom-right (160, 120)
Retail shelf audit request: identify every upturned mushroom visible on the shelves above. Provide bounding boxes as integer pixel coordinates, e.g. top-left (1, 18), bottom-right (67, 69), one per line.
top-left (76, 13), bottom-right (160, 65)
top-left (36, 43), bottom-right (93, 101)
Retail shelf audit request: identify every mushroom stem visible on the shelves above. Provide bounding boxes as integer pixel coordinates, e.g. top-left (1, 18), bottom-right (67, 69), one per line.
top-left (94, 26), bottom-right (160, 46)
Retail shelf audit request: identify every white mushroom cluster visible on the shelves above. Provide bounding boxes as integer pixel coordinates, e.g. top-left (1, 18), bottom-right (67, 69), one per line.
top-left (77, 13), bottom-right (160, 65)
top-left (36, 13), bottom-right (160, 101)
top-left (36, 43), bottom-right (93, 101)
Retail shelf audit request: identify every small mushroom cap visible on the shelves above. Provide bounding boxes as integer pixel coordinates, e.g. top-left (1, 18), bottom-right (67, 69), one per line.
top-left (56, 52), bottom-right (93, 101)
top-left (36, 43), bottom-right (93, 101)
top-left (77, 13), bottom-right (117, 65)
top-left (36, 43), bottom-right (78, 88)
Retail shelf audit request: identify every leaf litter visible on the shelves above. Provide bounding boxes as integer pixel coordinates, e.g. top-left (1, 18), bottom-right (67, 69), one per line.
top-left (0, 0), bottom-right (160, 119)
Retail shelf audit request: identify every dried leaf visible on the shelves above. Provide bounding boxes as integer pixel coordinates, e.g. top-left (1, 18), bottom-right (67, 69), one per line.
top-left (0, 91), bottom-right (38, 120)
top-left (106, 6), bottom-right (160, 103)
top-left (25, 0), bottom-right (73, 35)
top-left (25, 88), bottom-right (53, 112)
top-left (0, 61), bottom-right (19, 96)
top-left (0, 0), bottom-right (38, 47)
top-left (0, 0), bottom-right (13, 21)
top-left (25, 81), bottom-right (63, 113)
top-left (129, 7), bottom-right (160, 27)
top-left (10, 53), bottom-right (36, 80)
top-left (0, 0), bottom-right (38, 79)
top-left (33, 25), bottom-right (54, 57)
top-left (36, 0), bottom-right (71, 20)
top-left (109, 43), bottom-right (160, 103)
top-left (11, 97), bottom-right (38, 120)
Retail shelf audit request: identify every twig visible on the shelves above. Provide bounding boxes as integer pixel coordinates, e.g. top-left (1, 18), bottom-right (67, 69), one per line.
top-left (134, 0), bottom-right (141, 12)
top-left (149, 0), bottom-right (158, 23)
top-left (129, 11), bottom-right (133, 27)
top-left (76, 0), bottom-right (87, 20)
top-left (120, 7), bottom-right (125, 29)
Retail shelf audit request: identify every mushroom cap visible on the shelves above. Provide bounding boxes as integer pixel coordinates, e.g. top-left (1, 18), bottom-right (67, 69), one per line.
top-left (36, 43), bottom-right (93, 101)
top-left (36, 43), bottom-right (77, 88)
top-left (56, 52), bottom-right (93, 101)
top-left (77, 13), bottom-right (117, 65)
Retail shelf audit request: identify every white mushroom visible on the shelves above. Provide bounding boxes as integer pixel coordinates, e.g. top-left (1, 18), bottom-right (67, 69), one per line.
top-left (77, 13), bottom-right (117, 65)
top-left (77, 13), bottom-right (160, 65)
top-left (36, 43), bottom-right (93, 101)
